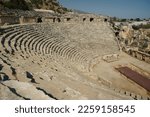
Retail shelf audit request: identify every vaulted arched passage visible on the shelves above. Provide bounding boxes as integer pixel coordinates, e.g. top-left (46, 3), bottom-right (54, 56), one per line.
top-left (37, 17), bottom-right (42, 23)
top-left (83, 18), bottom-right (86, 22)
top-left (90, 18), bottom-right (94, 22)
top-left (104, 18), bottom-right (108, 22)
top-left (57, 18), bottom-right (61, 22)
top-left (67, 18), bottom-right (71, 21)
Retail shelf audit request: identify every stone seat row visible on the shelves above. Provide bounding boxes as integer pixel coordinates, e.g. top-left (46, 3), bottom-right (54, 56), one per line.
top-left (0, 24), bottom-right (95, 71)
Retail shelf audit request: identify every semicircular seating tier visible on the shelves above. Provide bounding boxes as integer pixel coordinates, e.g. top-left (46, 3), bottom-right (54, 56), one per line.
top-left (0, 22), bottom-right (120, 71)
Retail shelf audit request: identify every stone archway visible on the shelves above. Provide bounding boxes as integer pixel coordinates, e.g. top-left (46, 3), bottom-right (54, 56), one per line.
top-left (37, 17), bottom-right (42, 23)
top-left (115, 32), bottom-right (119, 36)
top-left (90, 18), bottom-right (94, 22)
top-left (57, 18), bottom-right (61, 22)
top-left (83, 18), bottom-right (86, 22)
top-left (67, 18), bottom-right (71, 21)
top-left (104, 18), bottom-right (108, 22)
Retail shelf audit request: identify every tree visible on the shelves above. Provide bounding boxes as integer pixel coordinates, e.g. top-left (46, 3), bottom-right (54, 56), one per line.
top-left (130, 18), bottom-right (133, 21)
top-left (121, 18), bottom-right (127, 22)
top-left (135, 18), bottom-right (141, 21)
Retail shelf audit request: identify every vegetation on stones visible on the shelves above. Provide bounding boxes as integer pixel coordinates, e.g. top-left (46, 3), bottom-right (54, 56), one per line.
top-left (1, 0), bottom-right (31, 10)
top-left (0, 0), bottom-right (70, 13)
top-left (132, 24), bottom-right (150, 30)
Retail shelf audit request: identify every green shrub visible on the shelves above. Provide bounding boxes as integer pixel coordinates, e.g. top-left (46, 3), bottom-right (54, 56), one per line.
top-left (132, 24), bottom-right (150, 30)
top-left (3, 0), bottom-right (31, 10)
top-left (132, 25), bottom-right (140, 30)
top-left (141, 24), bottom-right (150, 29)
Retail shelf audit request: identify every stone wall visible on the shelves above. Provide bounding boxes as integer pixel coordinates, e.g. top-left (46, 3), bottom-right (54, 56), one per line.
top-left (127, 49), bottom-right (150, 63)
top-left (0, 15), bottom-right (36, 26)
top-left (0, 15), bottom-right (20, 25)
top-left (19, 16), bottom-right (36, 24)
top-left (44, 17), bottom-right (55, 22)
top-left (47, 16), bottom-right (108, 23)
top-left (0, 13), bottom-right (108, 26)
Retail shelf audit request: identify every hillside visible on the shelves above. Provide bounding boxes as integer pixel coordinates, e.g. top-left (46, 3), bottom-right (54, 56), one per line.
top-left (0, 0), bottom-right (69, 13)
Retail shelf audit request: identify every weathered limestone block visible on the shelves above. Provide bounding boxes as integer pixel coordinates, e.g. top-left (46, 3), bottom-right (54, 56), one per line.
top-left (2, 80), bottom-right (54, 100)
top-left (102, 54), bottom-right (119, 62)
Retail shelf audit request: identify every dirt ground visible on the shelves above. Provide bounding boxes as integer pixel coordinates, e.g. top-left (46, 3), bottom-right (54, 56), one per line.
top-left (93, 52), bottom-right (150, 97)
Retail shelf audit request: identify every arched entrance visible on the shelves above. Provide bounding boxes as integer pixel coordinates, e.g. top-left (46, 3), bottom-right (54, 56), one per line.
top-left (83, 18), bottom-right (86, 22)
top-left (57, 18), bottom-right (61, 22)
top-left (37, 17), bottom-right (42, 23)
top-left (104, 18), bottom-right (108, 22)
top-left (90, 18), bottom-right (94, 22)
top-left (67, 18), bottom-right (71, 21)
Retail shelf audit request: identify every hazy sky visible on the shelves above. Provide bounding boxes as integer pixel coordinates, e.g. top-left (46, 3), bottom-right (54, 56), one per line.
top-left (58, 0), bottom-right (150, 18)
